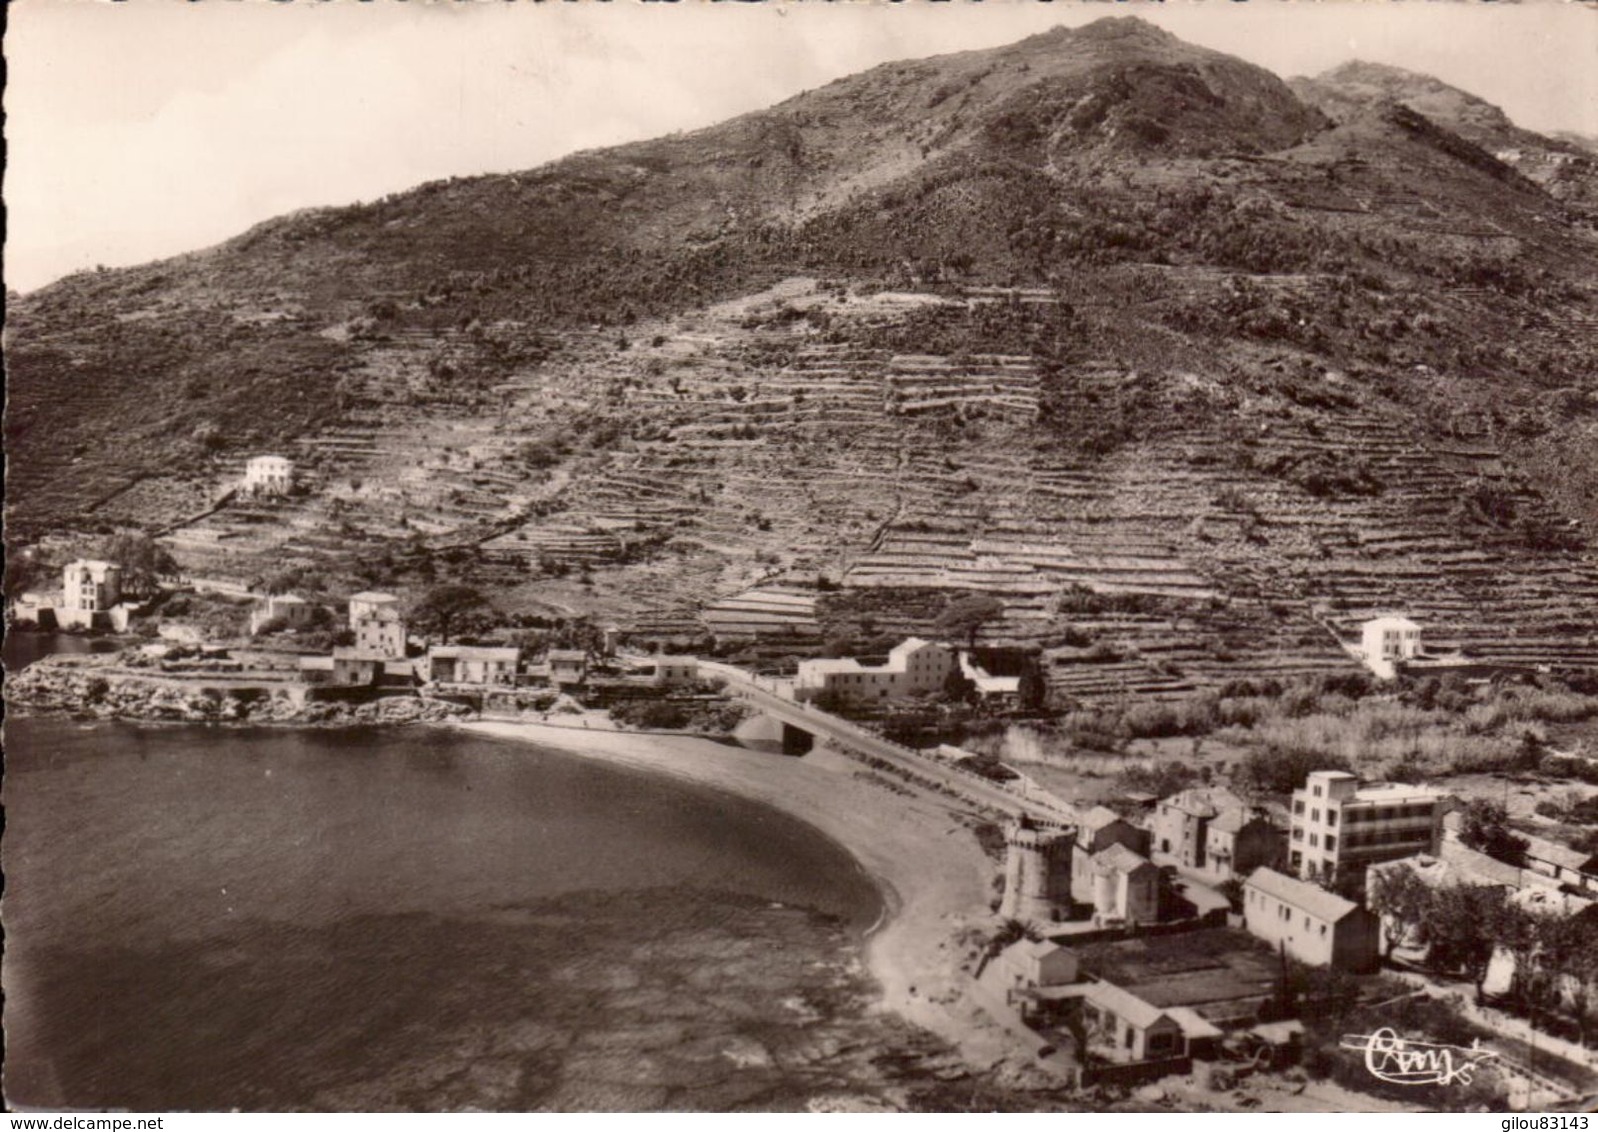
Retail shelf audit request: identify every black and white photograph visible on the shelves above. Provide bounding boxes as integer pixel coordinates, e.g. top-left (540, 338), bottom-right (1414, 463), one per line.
top-left (4, 0), bottom-right (1598, 1115)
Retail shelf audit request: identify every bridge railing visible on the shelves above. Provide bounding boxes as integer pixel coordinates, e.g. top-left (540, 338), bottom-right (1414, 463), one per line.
top-left (700, 659), bottom-right (1072, 818)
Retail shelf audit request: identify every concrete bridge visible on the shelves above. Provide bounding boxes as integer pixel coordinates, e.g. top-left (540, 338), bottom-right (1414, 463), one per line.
top-left (699, 660), bottom-right (1078, 823)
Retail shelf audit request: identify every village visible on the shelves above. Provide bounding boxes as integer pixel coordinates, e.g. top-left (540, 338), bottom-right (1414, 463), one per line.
top-left (10, 463), bottom-right (1598, 1112)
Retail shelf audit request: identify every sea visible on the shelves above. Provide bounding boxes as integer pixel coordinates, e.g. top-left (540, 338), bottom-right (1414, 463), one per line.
top-left (1, 643), bottom-right (956, 1111)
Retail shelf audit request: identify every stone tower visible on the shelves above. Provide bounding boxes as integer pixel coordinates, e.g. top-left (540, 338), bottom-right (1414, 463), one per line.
top-left (1000, 817), bottom-right (1074, 922)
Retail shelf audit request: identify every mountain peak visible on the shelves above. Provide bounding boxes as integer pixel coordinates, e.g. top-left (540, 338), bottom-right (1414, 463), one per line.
top-left (1069, 15), bottom-right (1179, 43)
top-left (1302, 59), bottom-right (1515, 135)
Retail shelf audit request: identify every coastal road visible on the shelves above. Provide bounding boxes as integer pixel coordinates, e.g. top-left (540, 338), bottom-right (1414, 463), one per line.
top-left (699, 661), bottom-right (1077, 824)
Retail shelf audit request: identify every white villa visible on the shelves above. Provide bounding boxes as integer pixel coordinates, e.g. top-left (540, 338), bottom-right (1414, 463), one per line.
top-left (1358, 615), bottom-right (1423, 680)
top-left (426, 645), bottom-right (521, 686)
top-left (242, 455), bottom-right (294, 497)
top-left (250, 592), bottom-right (319, 635)
top-left (348, 592), bottom-right (400, 627)
top-left (62, 560), bottom-right (122, 614)
top-left (793, 638), bottom-right (957, 704)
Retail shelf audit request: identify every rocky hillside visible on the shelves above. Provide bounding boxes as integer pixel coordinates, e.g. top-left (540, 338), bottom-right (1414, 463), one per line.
top-left (8, 17), bottom-right (1598, 691)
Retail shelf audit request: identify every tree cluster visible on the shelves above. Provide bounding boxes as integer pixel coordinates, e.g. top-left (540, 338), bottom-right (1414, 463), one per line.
top-left (1367, 866), bottom-right (1598, 1042)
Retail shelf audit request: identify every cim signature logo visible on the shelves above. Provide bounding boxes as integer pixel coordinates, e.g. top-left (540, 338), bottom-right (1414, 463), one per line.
top-left (1339, 1028), bottom-right (1499, 1087)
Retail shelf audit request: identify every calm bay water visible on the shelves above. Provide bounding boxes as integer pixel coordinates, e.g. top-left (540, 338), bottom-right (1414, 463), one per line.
top-left (3, 632), bottom-right (119, 672)
top-left (2, 716), bottom-right (903, 1111)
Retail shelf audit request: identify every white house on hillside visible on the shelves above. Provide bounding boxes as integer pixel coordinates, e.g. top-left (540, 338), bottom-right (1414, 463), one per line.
top-left (348, 592), bottom-right (400, 628)
top-left (243, 455), bottom-right (294, 497)
top-left (62, 560), bottom-right (121, 614)
top-left (793, 638), bottom-right (956, 704)
top-left (54, 560), bottom-right (128, 631)
top-left (250, 592), bottom-right (318, 635)
top-left (1359, 615), bottom-right (1423, 679)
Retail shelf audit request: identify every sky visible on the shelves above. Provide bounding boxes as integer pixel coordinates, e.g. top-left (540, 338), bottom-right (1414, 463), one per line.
top-left (6, 0), bottom-right (1596, 294)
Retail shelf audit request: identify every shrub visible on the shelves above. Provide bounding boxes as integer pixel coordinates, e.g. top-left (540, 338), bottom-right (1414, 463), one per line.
top-left (610, 699), bottom-right (689, 730)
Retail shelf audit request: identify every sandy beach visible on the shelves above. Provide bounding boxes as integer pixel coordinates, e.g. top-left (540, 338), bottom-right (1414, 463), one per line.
top-left (453, 715), bottom-right (1001, 1054)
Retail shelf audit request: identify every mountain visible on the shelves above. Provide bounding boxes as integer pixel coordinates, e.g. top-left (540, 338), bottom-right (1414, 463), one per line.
top-left (1294, 61), bottom-right (1598, 214)
top-left (8, 17), bottom-right (1598, 694)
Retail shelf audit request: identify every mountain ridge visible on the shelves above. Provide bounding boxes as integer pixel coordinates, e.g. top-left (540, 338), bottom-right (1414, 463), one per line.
top-left (8, 17), bottom-right (1598, 688)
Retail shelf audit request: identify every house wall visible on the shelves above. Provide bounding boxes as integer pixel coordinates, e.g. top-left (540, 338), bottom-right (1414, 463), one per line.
top-left (461, 659), bottom-right (516, 685)
top-left (354, 617), bottom-right (406, 658)
top-left (244, 458), bottom-right (293, 494)
top-left (1244, 886), bottom-right (1335, 968)
top-left (332, 659), bottom-right (379, 686)
top-left (1124, 868), bottom-right (1159, 924)
top-left (1032, 949), bottom-right (1079, 987)
top-left (61, 564), bottom-right (121, 612)
top-left (1332, 910), bottom-right (1381, 973)
top-left (1206, 822), bottom-right (1284, 883)
top-left (1150, 806), bottom-right (1198, 864)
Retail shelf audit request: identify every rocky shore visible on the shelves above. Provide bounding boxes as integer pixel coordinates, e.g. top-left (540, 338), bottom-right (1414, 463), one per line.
top-left (5, 653), bottom-right (470, 726)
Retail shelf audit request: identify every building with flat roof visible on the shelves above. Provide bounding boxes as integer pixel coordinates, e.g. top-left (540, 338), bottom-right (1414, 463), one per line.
top-left (1290, 770), bottom-right (1448, 891)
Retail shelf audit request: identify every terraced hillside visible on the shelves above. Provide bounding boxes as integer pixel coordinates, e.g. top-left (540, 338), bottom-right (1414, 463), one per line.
top-left (7, 18), bottom-right (1597, 697)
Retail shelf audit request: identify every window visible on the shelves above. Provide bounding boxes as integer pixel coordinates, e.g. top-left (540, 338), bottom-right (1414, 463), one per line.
top-left (1293, 799), bottom-right (1305, 815)
top-left (1325, 836), bottom-right (1337, 852)
top-left (1320, 924), bottom-right (1328, 937)
top-left (1313, 786), bottom-right (1323, 798)
top-left (1309, 834), bottom-right (1319, 848)
top-left (1311, 809), bottom-right (1320, 823)
top-left (1327, 811), bottom-right (1338, 827)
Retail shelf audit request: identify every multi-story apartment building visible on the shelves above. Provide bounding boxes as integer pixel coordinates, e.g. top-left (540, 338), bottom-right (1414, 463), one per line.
top-left (1289, 770), bottom-right (1447, 890)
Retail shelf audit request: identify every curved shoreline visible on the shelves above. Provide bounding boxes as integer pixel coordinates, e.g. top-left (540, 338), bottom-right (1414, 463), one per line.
top-left (452, 717), bottom-right (997, 1053)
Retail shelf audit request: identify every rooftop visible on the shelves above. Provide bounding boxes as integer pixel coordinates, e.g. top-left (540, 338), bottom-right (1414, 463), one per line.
top-left (1014, 938), bottom-right (1072, 963)
top-left (1081, 805), bottom-right (1128, 832)
top-left (1521, 831), bottom-right (1598, 874)
top-left (1161, 786), bottom-right (1247, 820)
top-left (1363, 615), bottom-right (1421, 629)
top-left (1210, 807), bottom-right (1267, 835)
top-left (349, 591), bottom-right (399, 604)
top-left (1081, 979), bottom-right (1170, 1031)
top-left (1094, 843), bottom-right (1156, 876)
top-left (1245, 867), bottom-right (1360, 923)
top-left (1347, 782), bottom-right (1446, 805)
top-left (429, 646), bottom-right (520, 661)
